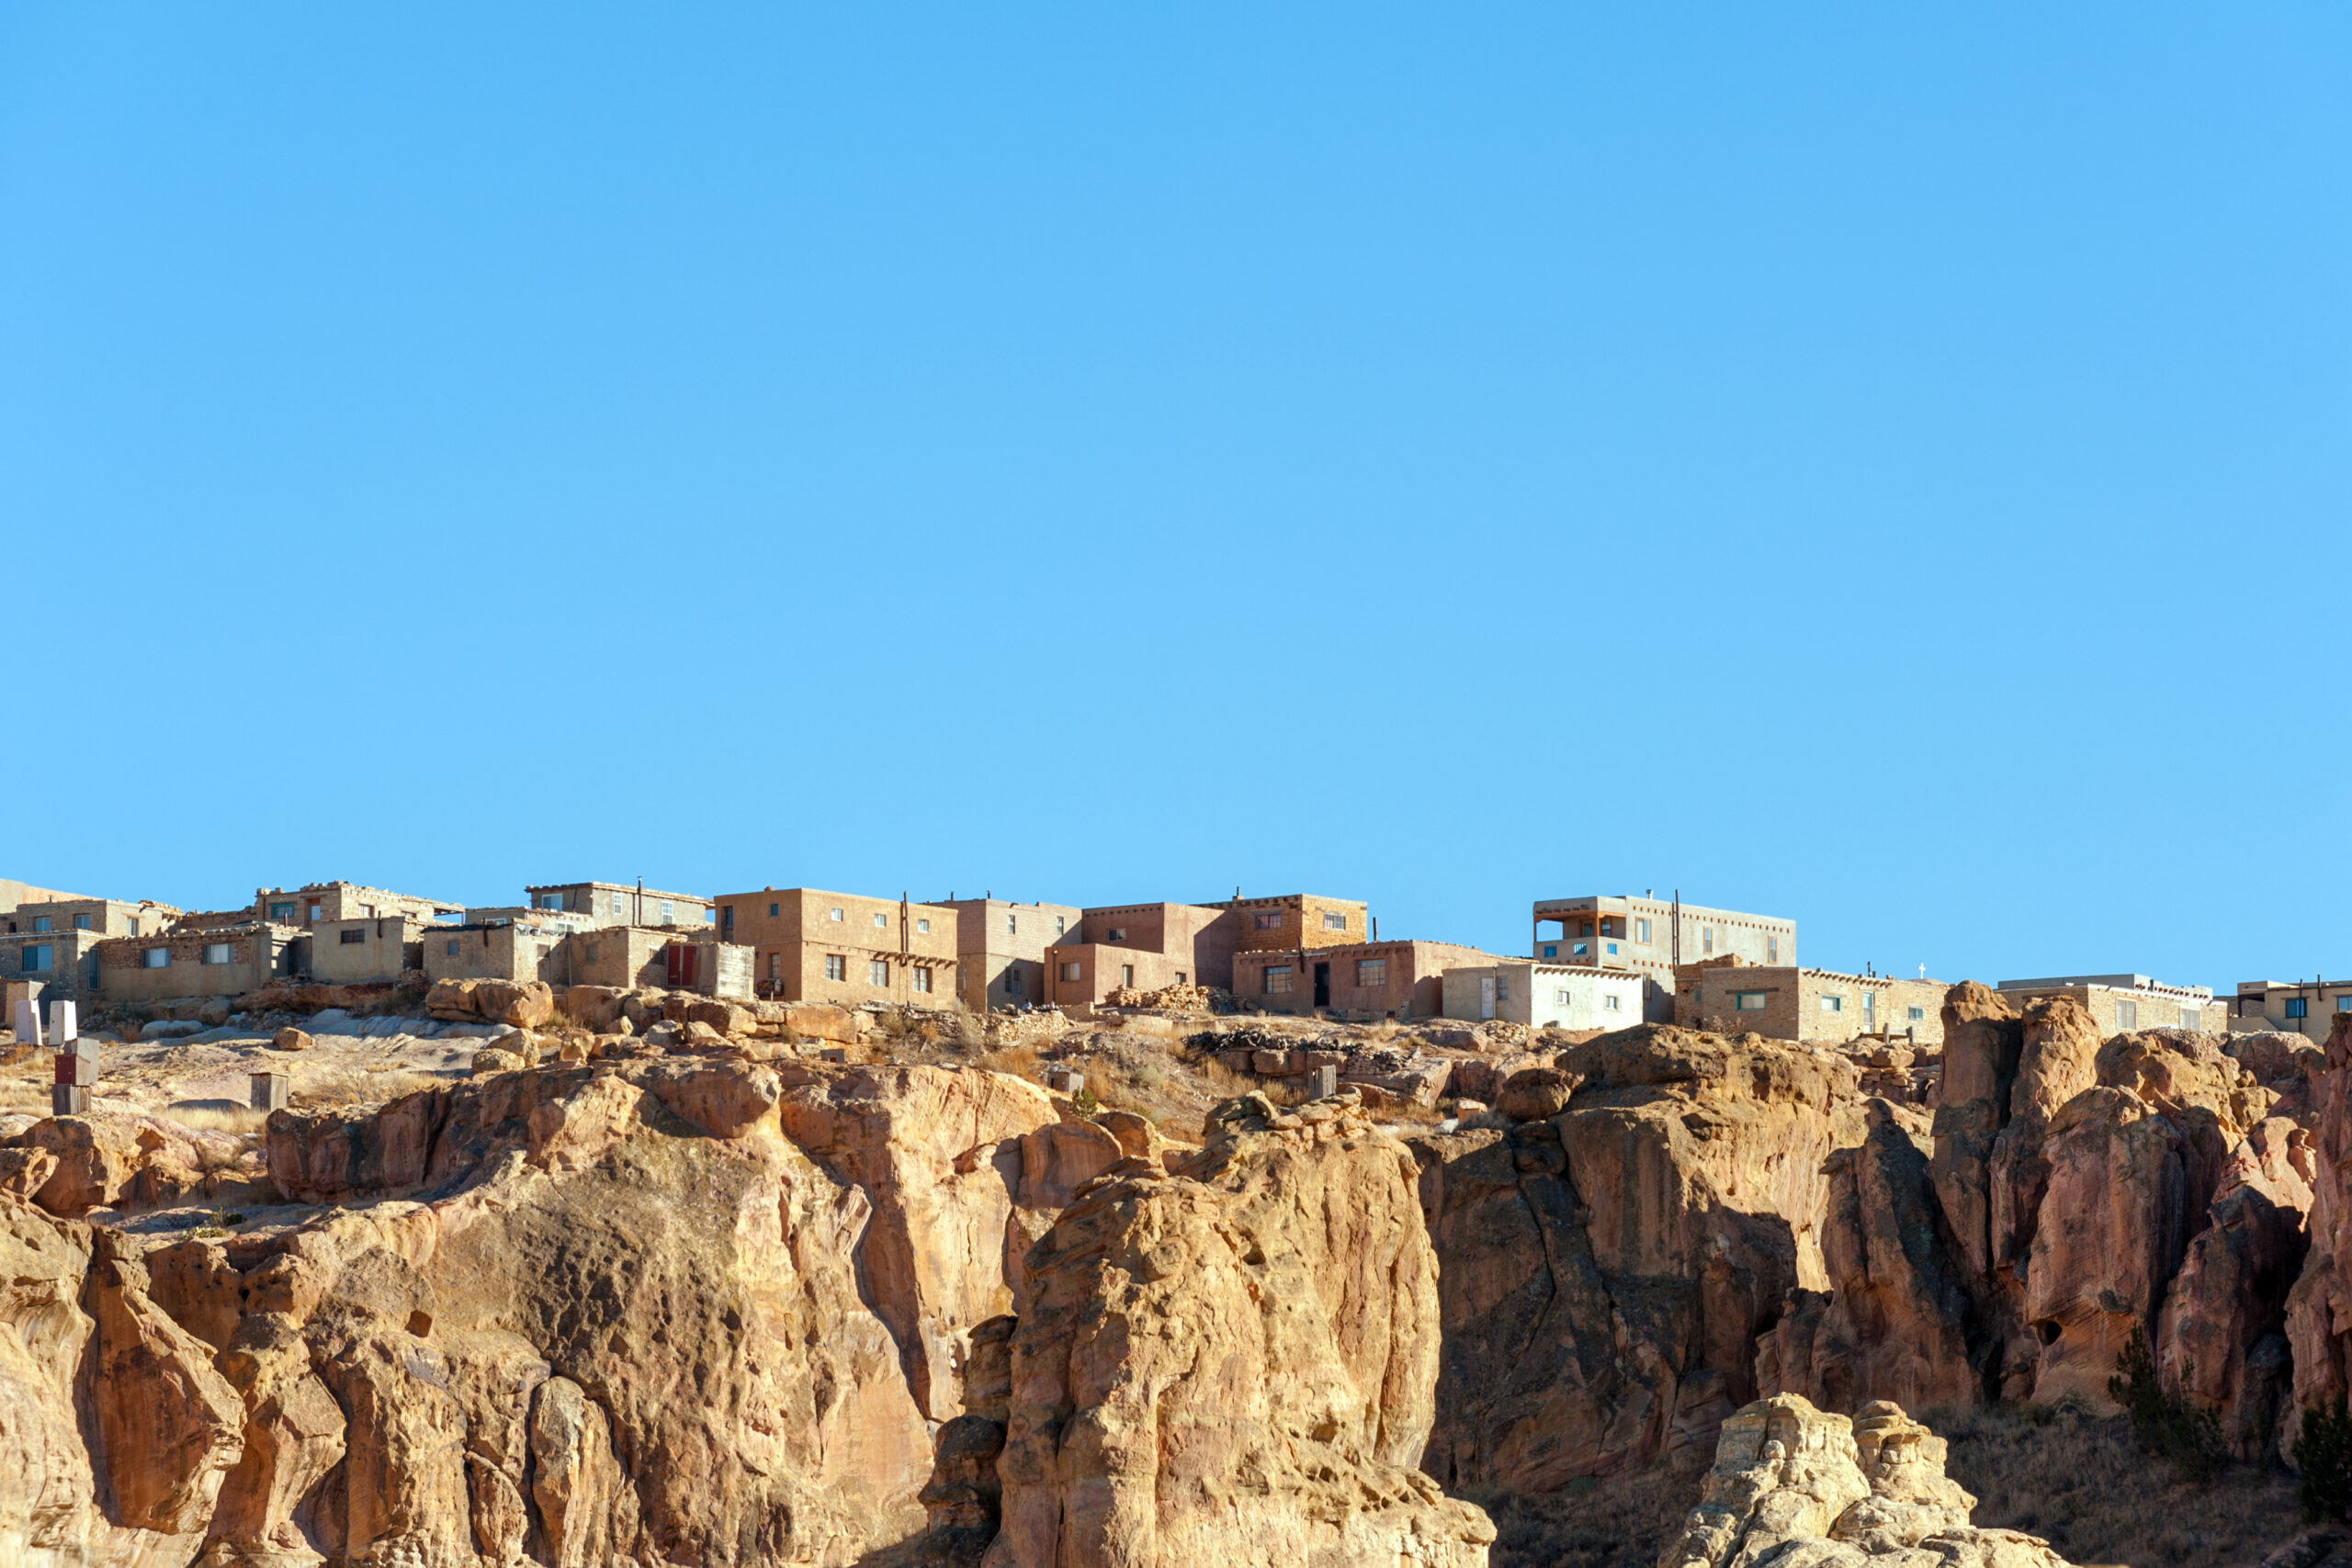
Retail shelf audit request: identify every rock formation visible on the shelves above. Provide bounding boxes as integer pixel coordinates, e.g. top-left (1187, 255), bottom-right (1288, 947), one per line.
top-left (1411, 1025), bottom-right (1860, 1490)
top-left (0, 1057), bottom-right (1488, 1566)
top-left (1658, 1393), bottom-right (2072, 1568)
top-left (989, 1090), bottom-right (1491, 1567)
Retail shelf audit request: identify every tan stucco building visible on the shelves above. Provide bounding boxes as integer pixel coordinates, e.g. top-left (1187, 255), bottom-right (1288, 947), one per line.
top-left (1233, 939), bottom-right (1494, 1020)
top-left (530, 882), bottom-right (714, 930)
top-left (711, 887), bottom-right (958, 1007)
top-left (1676, 961), bottom-right (1948, 1046)
top-left (97, 923), bottom-right (302, 1003)
top-left (1996, 974), bottom-right (2225, 1034)
top-left (254, 882), bottom-right (460, 926)
top-left (941, 897), bottom-right (1082, 1010)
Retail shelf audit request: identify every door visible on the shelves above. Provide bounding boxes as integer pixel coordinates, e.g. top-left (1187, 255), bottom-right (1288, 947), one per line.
top-left (1479, 976), bottom-right (1497, 1021)
top-left (666, 943), bottom-right (701, 991)
top-left (1313, 962), bottom-right (1330, 1007)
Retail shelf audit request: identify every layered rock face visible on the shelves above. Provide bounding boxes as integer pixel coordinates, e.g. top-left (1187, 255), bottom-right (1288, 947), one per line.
top-left (0, 1059), bottom-right (1487, 1567)
top-left (1659, 1393), bottom-right (2072, 1568)
top-left (1411, 1026), bottom-right (1860, 1490)
top-left (989, 1090), bottom-right (1491, 1567)
top-left (2286, 1011), bottom-right (2352, 1453)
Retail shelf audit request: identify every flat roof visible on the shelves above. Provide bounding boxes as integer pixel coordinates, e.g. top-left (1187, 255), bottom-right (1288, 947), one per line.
top-left (1999, 974), bottom-right (2213, 998)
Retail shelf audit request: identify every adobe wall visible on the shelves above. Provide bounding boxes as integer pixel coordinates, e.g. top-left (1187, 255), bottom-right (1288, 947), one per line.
top-left (311, 917), bottom-right (425, 985)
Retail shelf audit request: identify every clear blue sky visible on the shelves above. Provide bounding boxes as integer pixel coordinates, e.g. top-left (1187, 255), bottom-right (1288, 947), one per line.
top-left (5, 6), bottom-right (2346, 990)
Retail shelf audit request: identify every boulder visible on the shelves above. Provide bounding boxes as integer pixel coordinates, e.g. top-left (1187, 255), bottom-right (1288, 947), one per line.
top-left (685, 1000), bottom-right (757, 1037)
top-left (269, 1026), bottom-right (312, 1053)
top-left (1495, 1066), bottom-right (1578, 1121)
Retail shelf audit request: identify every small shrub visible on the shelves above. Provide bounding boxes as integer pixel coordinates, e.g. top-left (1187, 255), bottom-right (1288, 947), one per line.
top-left (1071, 1087), bottom-right (1100, 1116)
top-left (2293, 1395), bottom-right (2352, 1522)
top-left (2109, 1325), bottom-right (2225, 1482)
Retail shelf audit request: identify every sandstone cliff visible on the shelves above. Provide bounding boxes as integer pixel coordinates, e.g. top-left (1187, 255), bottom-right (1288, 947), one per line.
top-left (0, 1058), bottom-right (1487, 1567)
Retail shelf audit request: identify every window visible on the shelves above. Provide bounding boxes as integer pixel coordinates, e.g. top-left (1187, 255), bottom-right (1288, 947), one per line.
top-left (2117, 999), bottom-right (2139, 1029)
top-left (1820, 995), bottom-right (1842, 1012)
top-left (1863, 993), bottom-right (1876, 1021)
top-left (2285, 998), bottom-right (2310, 1019)
top-left (1059, 962), bottom-right (1080, 982)
top-left (768, 953), bottom-right (781, 979)
top-left (868, 960), bottom-right (889, 985)
top-left (270, 902), bottom-right (296, 919)
top-left (1907, 1006), bottom-right (1925, 1021)
top-left (128, 919), bottom-right (138, 937)
top-left (1324, 912), bottom-right (1348, 931)
top-left (204, 943), bottom-right (232, 965)
top-left (1264, 964), bottom-right (1293, 994)
top-left (1005, 967), bottom-right (1025, 996)
top-left (1107, 927), bottom-right (1128, 942)
top-left (20, 946), bottom-right (50, 973)
top-left (912, 968), bottom-right (933, 994)
top-left (1604, 994), bottom-right (1622, 1011)
top-left (1007, 915), bottom-right (1018, 933)
top-left (1703, 927), bottom-right (1715, 955)
top-left (872, 912), bottom-right (886, 928)
top-left (2338, 997), bottom-right (2352, 1012)
top-left (1496, 976), bottom-right (1510, 1001)
top-left (1120, 964), bottom-right (1135, 987)
top-left (2178, 1006), bottom-right (2199, 1029)
top-left (583, 942), bottom-right (600, 963)
top-left (1055, 916), bottom-right (1065, 935)
top-left (768, 902), bottom-right (780, 918)
top-left (1357, 959), bottom-right (1387, 987)
top-left (1570, 941), bottom-right (1589, 958)
top-left (1556, 989), bottom-right (1571, 1005)
top-left (537, 893), bottom-right (561, 910)
top-left (662, 901), bottom-right (674, 923)
top-left (1636, 918), bottom-right (1651, 944)
top-left (339, 929), bottom-right (365, 945)
top-left (1606, 942), bottom-right (1618, 955)
top-left (825, 955), bottom-right (847, 981)
top-left (28, 917), bottom-right (49, 933)
top-left (143, 948), bottom-right (171, 968)
top-left (1254, 912), bottom-right (1284, 931)
top-left (446, 940), bottom-right (459, 956)
top-left (1767, 936), bottom-right (1779, 963)
top-left (1734, 991), bottom-right (1767, 1011)
top-left (917, 918), bottom-right (930, 933)
top-left (1577, 920), bottom-right (1594, 937)
top-left (72, 914), bottom-right (91, 931)
top-left (1543, 944), bottom-right (1557, 958)
top-left (307, 904), bottom-right (322, 921)
top-left (612, 893), bottom-right (627, 917)
top-left (1174, 971), bottom-right (1186, 984)
top-left (830, 908), bottom-right (845, 922)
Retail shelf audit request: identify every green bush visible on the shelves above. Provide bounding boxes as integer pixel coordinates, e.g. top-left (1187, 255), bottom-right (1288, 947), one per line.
top-left (2293, 1395), bottom-right (2352, 1522)
top-left (2109, 1325), bottom-right (2225, 1482)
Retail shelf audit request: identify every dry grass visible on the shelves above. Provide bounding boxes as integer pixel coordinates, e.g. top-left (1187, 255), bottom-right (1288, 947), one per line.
top-left (1477, 1403), bottom-right (2304, 1568)
top-left (1928, 1402), bottom-right (2301, 1568)
top-left (1476, 1464), bottom-right (1703, 1568)
top-left (975, 1044), bottom-right (1042, 1078)
top-left (290, 1066), bottom-right (440, 1108)
top-left (166, 1105), bottom-right (270, 1135)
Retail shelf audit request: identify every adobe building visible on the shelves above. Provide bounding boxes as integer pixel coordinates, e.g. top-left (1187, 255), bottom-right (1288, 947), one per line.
top-left (308, 915), bottom-right (431, 986)
top-left (2228, 977), bottom-right (2352, 1038)
top-left (1442, 962), bottom-right (1647, 1030)
top-left (567, 926), bottom-right (754, 998)
top-left (1219, 894), bottom-right (1371, 956)
top-left (709, 887), bottom-right (958, 1007)
top-left (97, 923), bottom-right (303, 1003)
top-left (1, 928), bottom-right (107, 1010)
top-left (1677, 960), bottom-right (1947, 1046)
top-left (530, 882), bottom-right (715, 930)
top-left (254, 882), bottom-right (461, 926)
top-left (424, 917), bottom-right (576, 987)
top-left (1232, 939), bottom-right (1494, 1020)
top-left (940, 897), bottom-right (1084, 1010)
top-left (5, 896), bottom-right (177, 939)
top-left (1038, 892), bottom-right (1372, 1013)
top-left (1996, 974), bottom-right (2225, 1034)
